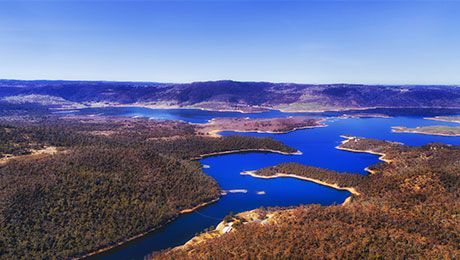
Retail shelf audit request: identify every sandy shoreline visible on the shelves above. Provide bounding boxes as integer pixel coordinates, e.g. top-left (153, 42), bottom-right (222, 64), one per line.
top-left (336, 146), bottom-right (393, 163)
top-left (391, 127), bottom-right (460, 137)
top-left (71, 102), bottom-right (267, 114)
top-left (191, 148), bottom-right (302, 160)
top-left (424, 116), bottom-right (460, 124)
top-left (197, 117), bottom-right (328, 137)
top-left (204, 124), bottom-right (328, 137)
top-left (67, 102), bottom-right (460, 114)
top-left (276, 105), bottom-right (460, 113)
top-left (336, 135), bottom-right (393, 166)
top-left (179, 198), bottom-right (220, 214)
top-left (240, 171), bottom-right (360, 197)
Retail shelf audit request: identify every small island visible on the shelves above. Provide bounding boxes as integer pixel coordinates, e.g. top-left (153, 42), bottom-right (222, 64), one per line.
top-left (392, 125), bottom-right (460, 136)
top-left (196, 116), bottom-right (325, 137)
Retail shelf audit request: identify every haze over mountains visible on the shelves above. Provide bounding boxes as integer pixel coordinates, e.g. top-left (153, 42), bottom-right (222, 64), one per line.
top-left (1, 80), bottom-right (459, 113)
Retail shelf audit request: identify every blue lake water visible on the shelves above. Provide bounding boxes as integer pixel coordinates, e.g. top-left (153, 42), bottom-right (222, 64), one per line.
top-left (89, 108), bottom-right (460, 260)
top-left (66, 106), bottom-right (460, 124)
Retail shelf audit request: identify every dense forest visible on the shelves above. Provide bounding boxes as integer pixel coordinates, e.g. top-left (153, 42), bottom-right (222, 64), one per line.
top-left (156, 138), bottom-right (460, 259)
top-left (0, 116), bottom-right (295, 258)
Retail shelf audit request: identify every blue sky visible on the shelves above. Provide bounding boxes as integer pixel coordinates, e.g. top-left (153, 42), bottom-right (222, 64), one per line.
top-left (0, 0), bottom-right (459, 84)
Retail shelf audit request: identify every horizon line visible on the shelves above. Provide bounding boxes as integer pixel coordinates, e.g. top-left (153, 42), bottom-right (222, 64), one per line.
top-left (1, 78), bottom-right (459, 87)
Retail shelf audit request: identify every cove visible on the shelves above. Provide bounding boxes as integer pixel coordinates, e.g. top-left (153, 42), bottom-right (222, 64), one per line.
top-left (88, 109), bottom-right (460, 260)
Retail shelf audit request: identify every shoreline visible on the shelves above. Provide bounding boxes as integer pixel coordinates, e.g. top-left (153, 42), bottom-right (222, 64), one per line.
top-left (240, 171), bottom-right (360, 197)
top-left (275, 105), bottom-right (460, 113)
top-left (67, 103), bottom-right (268, 114)
top-left (336, 135), bottom-right (393, 164)
top-left (173, 208), bottom-right (276, 252)
top-left (79, 131), bottom-right (404, 259)
top-left (424, 116), bottom-right (460, 124)
top-left (335, 146), bottom-right (393, 163)
top-left (204, 124), bottom-right (328, 137)
top-left (335, 135), bottom-right (394, 175)
top-left (174, 167), bottom-right (363, 254)
top-left (79, 147), bottom-right (300, 258)
top-left (191, 148), bottom-right (302, 160)
top-left (61, 103), bottom-right (460, 115)
top-left (76, 198), bottom-right (220, 259)
top-left (179, 198), bottom-right (220, 214)
top-left (338, 114), bottom-right (391, 119)
top-left (197, 117), bottom-right (328, 137)
top-left (391, 127), bottom-right (460, 137)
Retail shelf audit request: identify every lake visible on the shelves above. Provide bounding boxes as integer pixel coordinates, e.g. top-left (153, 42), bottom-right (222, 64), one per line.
top-left (87, 107), bottom-right (460, 260)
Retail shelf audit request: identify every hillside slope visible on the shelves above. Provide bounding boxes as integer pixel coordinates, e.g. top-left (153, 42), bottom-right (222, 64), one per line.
top-left (1, 80), bottom-right (459, 112)
top-left (0, 117), bottom-right (296, 259)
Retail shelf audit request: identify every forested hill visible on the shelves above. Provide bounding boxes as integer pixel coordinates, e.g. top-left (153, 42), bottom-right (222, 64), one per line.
top-left (1, 80), bottom-right (459, 112)
top-left (0, 117), bottom-right (295, 258)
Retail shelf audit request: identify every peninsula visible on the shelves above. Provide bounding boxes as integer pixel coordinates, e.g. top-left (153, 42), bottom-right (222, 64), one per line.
top-left (425, 116), bottom-right (460, 123)
top-left (196, 116), bottom-right (325, 137)
top-left (392, 125), bottom-right (460, 136)
top-left (240, 164), bottom-right (363, 196)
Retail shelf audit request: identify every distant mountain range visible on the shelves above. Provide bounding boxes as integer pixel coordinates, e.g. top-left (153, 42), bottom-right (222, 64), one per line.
top-left (1, 79), bottom-right (459, 112)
